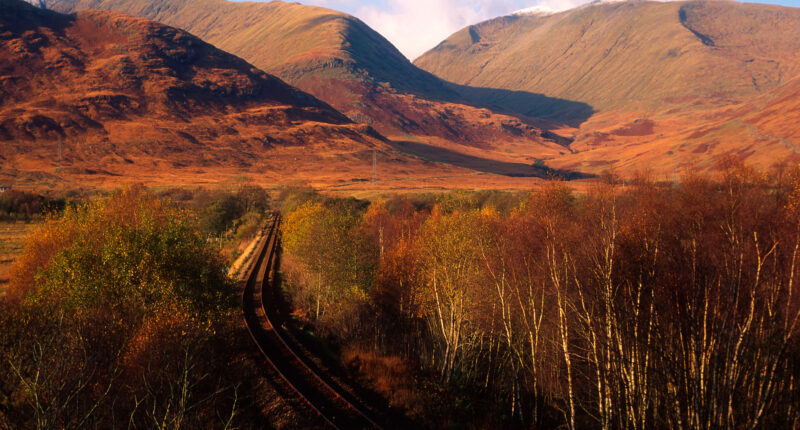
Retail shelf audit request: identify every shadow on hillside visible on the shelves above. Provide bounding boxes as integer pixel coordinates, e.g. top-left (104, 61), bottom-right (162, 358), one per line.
top-left (390, 140), bottom-right (593, 180)
top-left (1, 0), bottom-right (74, 35)
top-left (365, 55), bottom-right (596, 130)
top-left (393, 65), bottom-right (596, 130)
top-left (448, 83), bottom-right (595, 130)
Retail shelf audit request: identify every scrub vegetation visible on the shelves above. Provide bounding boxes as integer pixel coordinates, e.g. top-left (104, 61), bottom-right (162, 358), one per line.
top-left (3, 161), bottom-right (799, 429)
top-left (0, 185), bottom-right (273, 429)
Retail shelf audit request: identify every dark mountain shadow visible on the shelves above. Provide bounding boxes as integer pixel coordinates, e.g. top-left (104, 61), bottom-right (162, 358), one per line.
top-left (448, 83), bottom-right (595, 129)
top-left (1, 0), bottom-right (74, 35)
top-left (390, 140), bottom-right (593, 180)
top-left (366, 61), bottom-right (595, 130)
top-left (362, 62), bottom-right (595, 130)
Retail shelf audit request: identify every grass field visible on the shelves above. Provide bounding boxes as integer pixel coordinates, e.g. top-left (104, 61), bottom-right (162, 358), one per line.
top-left (0, 221), bottom-right (36, 296)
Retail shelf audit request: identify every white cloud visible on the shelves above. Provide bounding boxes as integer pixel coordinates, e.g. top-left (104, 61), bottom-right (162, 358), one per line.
top-left (354, 0), bottom-right (520, 61)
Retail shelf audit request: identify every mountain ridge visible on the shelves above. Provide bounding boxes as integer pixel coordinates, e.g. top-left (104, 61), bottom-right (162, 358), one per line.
top-left (416, 0), bottom-right (800, 112)
top-left (37, 0), bottom-right (589, 148)
top-left (0, 0), bottom-right (400, 187)
top-left (415, 0), bottom-right (800, 175)
top-left (16, 0), bottom-right (800, 181)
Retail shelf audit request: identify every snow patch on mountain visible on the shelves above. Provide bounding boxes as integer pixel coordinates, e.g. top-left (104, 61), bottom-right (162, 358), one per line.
top-left (512, 5), bottom-right (562, 16)
top-left (23, 0), bottom-right (47, 8)
top-left (512, 0), bottom-right (668, 17)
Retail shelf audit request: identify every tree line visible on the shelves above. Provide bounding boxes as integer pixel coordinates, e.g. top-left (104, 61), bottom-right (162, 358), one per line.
top-left (0, 190), bottom-right (67, 221)
top-left (281, 163), bottom-right (800, 429)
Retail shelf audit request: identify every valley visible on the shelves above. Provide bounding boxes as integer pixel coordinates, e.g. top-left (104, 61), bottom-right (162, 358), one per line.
top-left (1, 0), bottom-right (795, 192)
top-left (1, 0), bottom-right (799, 428)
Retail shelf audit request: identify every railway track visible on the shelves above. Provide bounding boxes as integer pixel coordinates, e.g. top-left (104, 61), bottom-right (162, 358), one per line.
top-left (241, 213), bottom-right (383, 429)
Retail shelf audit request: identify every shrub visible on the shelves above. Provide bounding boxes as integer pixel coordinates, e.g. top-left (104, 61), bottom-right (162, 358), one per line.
top-left (0, 186), bottom-right (238, 428)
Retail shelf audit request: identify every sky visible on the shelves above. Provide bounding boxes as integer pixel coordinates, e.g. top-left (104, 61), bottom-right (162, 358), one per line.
top-left (272, 0), bottom-right (800, 60)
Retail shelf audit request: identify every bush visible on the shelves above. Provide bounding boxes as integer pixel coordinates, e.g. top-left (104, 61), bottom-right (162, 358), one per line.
top-left (200, 194), bottom-right (245, 235)
top-left (276, 183), bottom-right (319, 214)
top-left (0, 186), bottom-right (239, 428)
top-left (0, 190), bottom-right (64, 221)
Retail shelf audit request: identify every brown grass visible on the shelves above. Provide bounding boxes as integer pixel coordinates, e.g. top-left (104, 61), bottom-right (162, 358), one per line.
top-left (0, 1), bottom-right (391, 193)
top-left (414, 1), bottom-right (800, 176)
top-left (341, 347), bottom-right (416, 409)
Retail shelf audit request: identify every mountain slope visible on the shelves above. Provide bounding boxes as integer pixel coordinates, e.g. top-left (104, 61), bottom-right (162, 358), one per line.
top-left (39, 0), bottom-right (443, 95)
top-left (37, 0), bottom-right (583, 150)
top-left (0, 0), bottom-right (393, 186)
top-left (416, 0), bottom-right (800, 112)
top-left (415, 0), bottom-right (800, 175)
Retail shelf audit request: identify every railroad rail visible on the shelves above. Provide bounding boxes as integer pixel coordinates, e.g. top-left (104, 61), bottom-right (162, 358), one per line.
top-left (241, 213), bottom-right (383, 429)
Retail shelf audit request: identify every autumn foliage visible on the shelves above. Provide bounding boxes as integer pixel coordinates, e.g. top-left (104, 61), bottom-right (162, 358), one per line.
top-left (280, 164), bottom-right (800, 429)
top-left (0, 186), bottom-right (239, 429)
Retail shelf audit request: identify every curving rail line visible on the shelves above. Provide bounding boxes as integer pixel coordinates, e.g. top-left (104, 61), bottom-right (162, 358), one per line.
top-left (241, 213), bottom-right (383, 430)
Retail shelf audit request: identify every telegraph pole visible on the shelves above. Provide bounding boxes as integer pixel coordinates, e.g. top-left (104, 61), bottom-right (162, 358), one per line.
top-left (372, 149), bottom-right (377, 183)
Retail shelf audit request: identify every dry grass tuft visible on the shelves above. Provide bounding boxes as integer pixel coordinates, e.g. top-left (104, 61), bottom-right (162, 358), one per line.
top-left (342, 347), bottom-right (415, 409)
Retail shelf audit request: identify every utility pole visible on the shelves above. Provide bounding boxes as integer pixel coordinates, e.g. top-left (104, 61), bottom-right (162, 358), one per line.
top-left (372, 149), bottom-right (377, 183)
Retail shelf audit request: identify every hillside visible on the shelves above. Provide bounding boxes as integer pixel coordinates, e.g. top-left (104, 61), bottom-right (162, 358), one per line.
top-left (416, 0), bottom-right (800, 112)
top-left (0, 0), bottom-right (397, 187)
top-left (415, 0), bottom-right (800, 174)
top-left (37, 0), bottom-right (584, 149)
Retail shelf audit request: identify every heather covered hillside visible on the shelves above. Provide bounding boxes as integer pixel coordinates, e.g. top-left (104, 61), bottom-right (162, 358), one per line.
top-left (416, 0), bottom-right (800, 175)
top-left (417, 1), bottom-right (800, 112)
top-left (40, 0), bottom-right (588, 148)
top-left (0, 0), bottom-right (488, 190)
